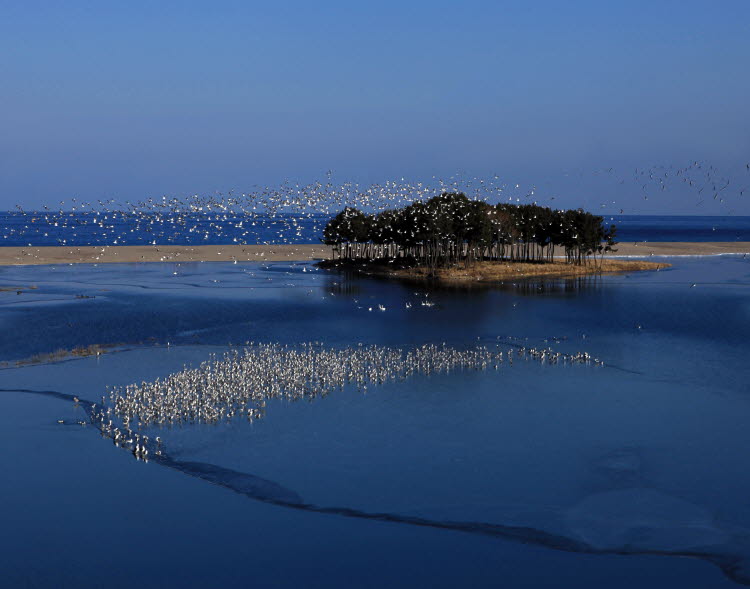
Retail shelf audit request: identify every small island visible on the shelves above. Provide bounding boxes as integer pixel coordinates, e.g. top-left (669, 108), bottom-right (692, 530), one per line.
top-left (319, 192), bottom-right (668, 282)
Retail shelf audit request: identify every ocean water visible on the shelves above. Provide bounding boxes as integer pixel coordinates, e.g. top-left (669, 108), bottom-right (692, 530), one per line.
top-left (607, 215), bottom-right (750, 242)
top-left (2, 211), bottom-right (750, 246)
top-left (1, 255), bottom-right (750, 587)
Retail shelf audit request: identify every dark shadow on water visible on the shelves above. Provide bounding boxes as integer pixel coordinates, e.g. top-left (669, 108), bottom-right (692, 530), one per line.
top-left (325, 278), bottom-right (362, 297)
top-left (322, 268), bottom-right (606, 297)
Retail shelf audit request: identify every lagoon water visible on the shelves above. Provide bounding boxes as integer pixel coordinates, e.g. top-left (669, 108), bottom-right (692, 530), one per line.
top-left (2, 255), bottom-right (750, 587)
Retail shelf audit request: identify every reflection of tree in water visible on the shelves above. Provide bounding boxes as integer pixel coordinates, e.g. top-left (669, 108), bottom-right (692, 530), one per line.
top-left (327, 268), bottom-right (604, 297)
top-left (325, 277), bottom-right (361, 297)
top-left (498, 275), bottom-right (604, 296)
top-left (413, 275), bottom-right (604, 296)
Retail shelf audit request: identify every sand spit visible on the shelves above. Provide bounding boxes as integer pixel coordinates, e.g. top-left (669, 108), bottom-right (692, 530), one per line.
top-left (0, 244), bottom-right (331, 265)
top-left (2, 344), bottom-right (113, 367)
top-left (611, 242), bottom-right (750, 257)
top-left (0, 242), bottom-right (748, 266)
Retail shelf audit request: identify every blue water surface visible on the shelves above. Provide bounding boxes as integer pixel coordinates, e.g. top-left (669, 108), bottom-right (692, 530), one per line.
top-left (1, 256), bottom-right (750, 588)
top-left (2, 211), bottom-right (750, 246)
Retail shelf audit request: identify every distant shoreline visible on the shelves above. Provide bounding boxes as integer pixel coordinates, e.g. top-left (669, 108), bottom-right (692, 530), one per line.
top-left (0, 242), bottom-right (748, 266)
top-left (0, 244), bottom-right (331, 265)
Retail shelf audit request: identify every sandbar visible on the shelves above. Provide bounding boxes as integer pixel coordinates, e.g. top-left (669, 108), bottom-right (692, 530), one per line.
top-left (0, 244), bottom-right (331, 265)
top-left (0, 242), bottom-right (748, 266)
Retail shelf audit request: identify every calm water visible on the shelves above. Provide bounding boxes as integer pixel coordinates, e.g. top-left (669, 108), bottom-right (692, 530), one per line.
top-left (2, 211), bottom-right (750, 246)
top-left (1, 256), bottom-right (750, 587)
top-left (607, 215), bottom-right (750, 242)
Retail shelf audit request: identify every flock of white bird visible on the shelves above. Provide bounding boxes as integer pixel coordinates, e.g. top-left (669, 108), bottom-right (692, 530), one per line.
top-left (4, 162), bottom-right (748, 247)
top-left (86, 342), bottom-right (600, 460)
top-left (15, 162), bottom-right (737, 462)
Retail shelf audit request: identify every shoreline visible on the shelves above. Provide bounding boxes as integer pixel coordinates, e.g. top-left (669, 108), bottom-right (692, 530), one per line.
top-left (318, 258), bottom-right (670, 284)
top-left (0, 244), bottom-right (331, 265)
top-left (0, 242), bottom-right (748, 266)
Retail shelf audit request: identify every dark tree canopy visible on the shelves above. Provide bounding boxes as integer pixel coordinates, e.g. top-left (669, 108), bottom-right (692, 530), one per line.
top-left (324, 193), bottom-right (617, 267)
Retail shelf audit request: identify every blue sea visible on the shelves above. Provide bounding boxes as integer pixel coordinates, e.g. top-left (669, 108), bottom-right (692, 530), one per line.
top-left (1, 212), bottom-right (750, 246)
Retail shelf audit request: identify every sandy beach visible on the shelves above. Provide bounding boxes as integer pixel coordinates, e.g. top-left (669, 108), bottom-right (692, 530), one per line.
top-left (0, 242), bottom-right (748, 266)
top-left (609, 242), bottom-right (750, 257)
top-left (0, 244), bottom-right (332, 265)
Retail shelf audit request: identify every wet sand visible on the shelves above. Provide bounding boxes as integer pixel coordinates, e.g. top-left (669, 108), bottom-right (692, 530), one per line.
top-left (610, 242), bottom-right (750, 257)
top-left (0, 244), bottom-right (331, 265)
top-left (0, 242), bottom-right (748, 266)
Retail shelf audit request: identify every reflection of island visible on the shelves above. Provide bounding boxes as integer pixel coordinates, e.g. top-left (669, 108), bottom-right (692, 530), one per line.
top-left (320, 193), bottom-right (667, 284)
top-left (323, 265), bottom-right (641, 299)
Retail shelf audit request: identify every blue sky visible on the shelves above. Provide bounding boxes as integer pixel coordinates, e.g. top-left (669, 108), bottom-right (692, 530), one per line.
top-left (1, 0), bottom-right (749, 213)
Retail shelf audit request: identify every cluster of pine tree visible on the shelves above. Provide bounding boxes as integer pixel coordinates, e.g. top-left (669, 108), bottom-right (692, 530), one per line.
top-left (323, 192), bottom-right (617, 268)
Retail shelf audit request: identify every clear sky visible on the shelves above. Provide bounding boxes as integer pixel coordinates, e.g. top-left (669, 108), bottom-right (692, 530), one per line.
top-left (1, 0), bottom-right (749, 213)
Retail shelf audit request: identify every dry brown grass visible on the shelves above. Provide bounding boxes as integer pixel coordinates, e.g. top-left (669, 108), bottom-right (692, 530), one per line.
top-left (319, 258), bottom-right (668, 284)
top-left (395, 259), bottom-right (669, 283)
